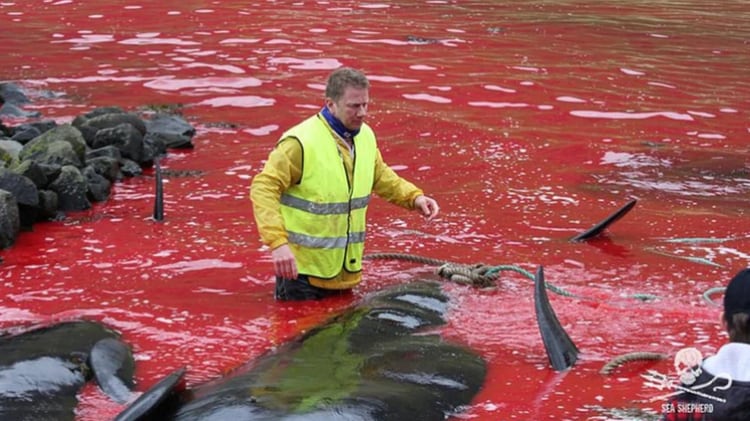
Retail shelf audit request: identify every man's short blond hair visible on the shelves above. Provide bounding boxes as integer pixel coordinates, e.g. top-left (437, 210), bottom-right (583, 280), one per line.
top-left (325, 67), bottom-right (369, 102)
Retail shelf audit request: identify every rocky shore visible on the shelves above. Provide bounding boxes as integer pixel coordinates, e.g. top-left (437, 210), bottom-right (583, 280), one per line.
top-left (0, 82), bottom-right (196, 249)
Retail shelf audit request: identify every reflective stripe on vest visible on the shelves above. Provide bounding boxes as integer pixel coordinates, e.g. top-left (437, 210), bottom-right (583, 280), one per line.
top-left (279, 114), bottom-right (377, 279)
top-left (280, 194), bottom-right (370, 215)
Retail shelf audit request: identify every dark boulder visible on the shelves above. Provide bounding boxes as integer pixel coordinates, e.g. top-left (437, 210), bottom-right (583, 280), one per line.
top-left (86, 145), bottom-right (123, 161)
top-left (120, 159), bottom-right (142, 177)
top-left (4, 163), bottom-right (47, 228)
top-left (19, 124), bottom-right (87, 167)
top-left (86, 156), bottom-right (123, 182)
top-left (10, 120), bottom-right (57, 144)
top-left (37, 189), bottom-right (59, 221)
top-left (0, 86), bottom-right (198, 244)
top-left (71, 106), bottom-right (126, 125)
top-left (0, 82), bottom-right (30, 106)
top-left (144, 113), bottom-right (195, 149)
top-left (37, 163), bottom-right (62, 183)
top-left (48, 165), bottom-right (90, 211)
top-left (0, 102), bottom-right (41, 118)
top-left (83, 166), bottom-right (111, 203)
top-left (0, 168), bottom-right (38, 207)
top-left (75, 112), bottom-right (147, 145)
top-left (0, 189), bottom-right (19, 248)
top-left (92, 123), bottom-right (144, 163)
top-left (13, 160), bottom-right (49, 189)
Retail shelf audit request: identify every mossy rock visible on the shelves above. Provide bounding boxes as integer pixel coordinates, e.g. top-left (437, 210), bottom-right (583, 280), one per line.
top-left (18, 124), bottom-right (86, 166)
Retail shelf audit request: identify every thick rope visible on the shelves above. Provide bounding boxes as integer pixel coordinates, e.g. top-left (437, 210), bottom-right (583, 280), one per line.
top-left (363, 252), bottom-right (578, 297)
top-left (436, 263), bottom-right (498, 288)
top-left (363, 252), bottom-right (453, 267)
top-left (600, 351), bottom-right (668, 375)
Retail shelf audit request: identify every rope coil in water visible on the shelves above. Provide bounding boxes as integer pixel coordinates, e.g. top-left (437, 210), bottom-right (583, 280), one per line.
top-left (363, 252), bottom-right (577, 297)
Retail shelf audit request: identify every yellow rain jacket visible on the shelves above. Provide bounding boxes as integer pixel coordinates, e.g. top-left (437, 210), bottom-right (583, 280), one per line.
top-left (251, 113), bottom-right (423, 289)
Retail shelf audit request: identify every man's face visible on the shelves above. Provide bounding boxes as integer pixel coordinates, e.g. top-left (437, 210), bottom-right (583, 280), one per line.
top-left (327, 86), bottom-right (368, 131)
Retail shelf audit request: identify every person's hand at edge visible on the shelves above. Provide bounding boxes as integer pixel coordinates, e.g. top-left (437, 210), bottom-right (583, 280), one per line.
top-left (414, 195), bottom-right (439, 221)
top-left (272, 244), bottom-right (298, 280)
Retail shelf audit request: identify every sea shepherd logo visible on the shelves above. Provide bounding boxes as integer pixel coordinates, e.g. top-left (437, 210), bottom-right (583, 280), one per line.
top-left (641, 348), bottom-right (730, 415)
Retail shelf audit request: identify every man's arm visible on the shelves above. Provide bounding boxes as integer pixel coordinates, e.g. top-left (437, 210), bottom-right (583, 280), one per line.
top-left (250, 137), bottom-right (302, 248)
top-left (250, 138), bottom-right (304, 279)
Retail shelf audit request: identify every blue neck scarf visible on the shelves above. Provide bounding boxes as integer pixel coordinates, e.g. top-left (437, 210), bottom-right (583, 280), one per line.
top-left (320, 106), bottom-right (359, 141)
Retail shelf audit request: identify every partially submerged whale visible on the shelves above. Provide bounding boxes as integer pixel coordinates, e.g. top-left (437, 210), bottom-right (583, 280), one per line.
top-left (119, 281), bottom-right (488, 421)
top-left (1, 279), bottom-right (579, 420)
top-left (116, 275), bottom-right (581, 420)
top-left (0, 320), bottom-right (135, 421)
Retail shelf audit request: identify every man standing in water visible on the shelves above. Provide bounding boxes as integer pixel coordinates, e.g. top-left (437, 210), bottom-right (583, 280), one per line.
top-left (250, 67), bottom-right (440, 301)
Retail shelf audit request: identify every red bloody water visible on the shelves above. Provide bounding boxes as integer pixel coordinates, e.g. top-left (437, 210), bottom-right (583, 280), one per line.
top-left (1, 1), bottom-right (749, 420)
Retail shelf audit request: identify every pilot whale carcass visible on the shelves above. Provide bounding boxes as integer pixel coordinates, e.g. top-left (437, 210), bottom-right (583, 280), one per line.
top-left (118, 281), bottom-right (488, 421)
top-left (0, 320), bottom-right (135, 421)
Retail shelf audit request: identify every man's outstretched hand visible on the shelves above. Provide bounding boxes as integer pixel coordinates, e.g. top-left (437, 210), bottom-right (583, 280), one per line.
top-left (414, 195), bottom-right (440, 221)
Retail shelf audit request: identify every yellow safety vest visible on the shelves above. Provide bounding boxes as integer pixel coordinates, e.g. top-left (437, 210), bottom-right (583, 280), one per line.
top-left (279, 115), bottom-right (377, 279)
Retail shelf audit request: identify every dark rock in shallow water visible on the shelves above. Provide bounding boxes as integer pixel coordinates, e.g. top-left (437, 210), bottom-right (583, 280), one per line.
top-left (10, 120), bottom-right (57, 144)
top-left (49, 165), bottom-right (90, 211)
top-left (92, 123), bottom-right (144, 162)
top-left (0, 86), bottom-right (198, 246)
top-left (0, 103), bottom-right (41, 118)
top-left (37, 189), bottom-right (59, 220)
top-left (75, 112), bottom-right (147, 145)
top-left (147, 113), bottom-right (196, 138)
top-left (10, 125), bottom-right (41, 143)
top-left (143, 132), bottom-right (168, 162)
top-left (87, 144), bottom-right (123, 161)
top-left (0, 82), bottom-right (30, 106)
top-left (1, 159), bottom-right (46, 229)
top-left (83, 166), bottom-right (111, 202)
top-left (0, 190), bottom-right (20, 248)
top-left (37, 163), bottom-right (62, 184)
top-left (0, 83), bottom-right (55, 119)
top-left (0, 83), bottom-right (40, 118)
top-left (145, 114), bottom-right (196, 149)
top-left (86, 156), bottom-right (123, 182)
top-left (120, 159), bottom-right (143, 177)
top-left (19, 124), bottom-right (87, 167)
top-left (13, 160), bottom-right (48, 189)
top-left (73, 106), bottom-right (126, 122)
top-left (0, 168), bottom-right (38, 207)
